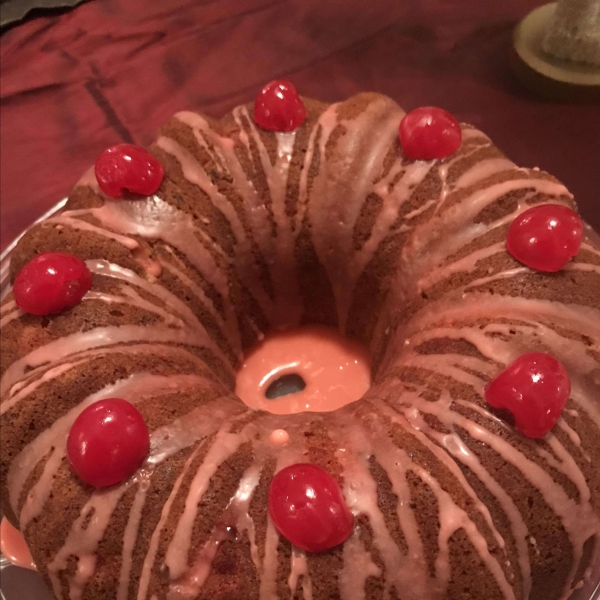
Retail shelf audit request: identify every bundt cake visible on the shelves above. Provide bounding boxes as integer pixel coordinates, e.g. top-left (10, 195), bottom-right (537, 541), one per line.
top-left (1, 83), bottom-right (600, 600)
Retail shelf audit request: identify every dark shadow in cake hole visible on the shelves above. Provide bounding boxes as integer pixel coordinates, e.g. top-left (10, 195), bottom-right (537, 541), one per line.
top-left (265, 373), bottom-right (306, 399)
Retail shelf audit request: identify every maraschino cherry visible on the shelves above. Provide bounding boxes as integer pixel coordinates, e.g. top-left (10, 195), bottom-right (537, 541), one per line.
top-left (399, 106), bottom-right (462, 160)
top-left (484, 352), bottom-right (570, 438)
top-left (268, 463), bottom-right (354, 552)
top-left (67, 398), bottom-right (150, 487)
top-left (254, 80), bottom-right (307, 132)
top-left (95, 144), bottom-right (164, 198)
top-left (506, 204), bottom-right (583, 272)
top-left (13, 252), bottom-right (92, 316)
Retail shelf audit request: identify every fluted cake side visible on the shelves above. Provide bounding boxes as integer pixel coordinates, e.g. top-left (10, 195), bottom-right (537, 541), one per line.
top-left (1, 92), bottom-right (599, 600)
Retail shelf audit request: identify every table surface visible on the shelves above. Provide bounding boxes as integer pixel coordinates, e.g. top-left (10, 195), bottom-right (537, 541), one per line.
top-left (1, 0), bottom-right (599, 251)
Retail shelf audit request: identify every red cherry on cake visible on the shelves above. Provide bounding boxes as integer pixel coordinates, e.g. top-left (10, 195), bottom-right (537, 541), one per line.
top-left (67, 398), bottom-right (150, 487)
top-left (484, 352), bottom-right (570, 438)
top-left (399, 106), bottom-right (462, 160)
top-left (268, 463), bottom-right (354, 552)
top-left (95, 144), bottom-right (164, 198)
top-left (13, 252), bottom-right (92, 316)
top-left (254, 80), bottom-right (307, 132)
top-left (506, 204), bottom-right (583, 272)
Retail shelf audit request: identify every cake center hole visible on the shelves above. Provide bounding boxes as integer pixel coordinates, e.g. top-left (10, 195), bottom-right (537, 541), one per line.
top-left (265, 373), bottom-right (306, 399)
top-left (235, 325), bottom-right (371, 415)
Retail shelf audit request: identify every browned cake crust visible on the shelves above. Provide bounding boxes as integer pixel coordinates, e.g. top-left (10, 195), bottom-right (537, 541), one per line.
top-left (1, 92), bottom-right (599, 600)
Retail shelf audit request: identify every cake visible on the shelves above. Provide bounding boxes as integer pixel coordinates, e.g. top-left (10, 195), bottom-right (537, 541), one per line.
top-left (1, 83), bottom-right (600, 600)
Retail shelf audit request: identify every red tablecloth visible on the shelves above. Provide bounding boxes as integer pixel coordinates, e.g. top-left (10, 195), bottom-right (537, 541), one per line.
top-left (1, 0), bottom-right (599, 250)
